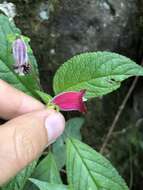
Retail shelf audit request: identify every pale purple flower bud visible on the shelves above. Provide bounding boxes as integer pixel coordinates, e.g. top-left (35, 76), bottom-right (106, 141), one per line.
top-left (12, 38), bottom-right (30, 75)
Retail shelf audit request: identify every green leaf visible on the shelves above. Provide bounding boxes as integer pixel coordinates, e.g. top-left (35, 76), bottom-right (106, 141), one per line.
top-left (53, 118), bottom-right (84, 169)
top-left (53, 52), bottom-right (143, 99)
top-left (0, 14), bottom-right (41, 97)
top-left (0, 15), bottom-right (40, 190)
top-left (29, 179), bottom-right (68, 190)
top-left (52, 136), bottom-right (66, 170)
top-left (1, 161), bottom-right (37, 190)
top-left (63, 117), bottom-right (84, 140)
top-left (32, 152), bottom-right (62, 183)
top-left (36, 90), bottom-right (52, 104)
top-left (66, 138), bottom-right (129, 190)
top-left (25, 153), bottom-right (61, 190)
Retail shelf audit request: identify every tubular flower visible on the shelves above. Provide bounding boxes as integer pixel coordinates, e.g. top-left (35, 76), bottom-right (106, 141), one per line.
top-left (52, 90), bottom-right (87, 113)
top-left (12, 38), bottom-right (30, 75)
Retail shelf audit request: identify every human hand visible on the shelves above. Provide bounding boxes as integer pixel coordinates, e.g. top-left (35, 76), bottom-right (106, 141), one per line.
top-left (0, 80), bottom-right (65, 185)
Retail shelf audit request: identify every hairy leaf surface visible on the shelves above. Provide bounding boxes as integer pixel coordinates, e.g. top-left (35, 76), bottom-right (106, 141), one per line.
top-left (54, 52), bottom-right (143, 98)
top-left (66, 138), bottom-right (129, 190)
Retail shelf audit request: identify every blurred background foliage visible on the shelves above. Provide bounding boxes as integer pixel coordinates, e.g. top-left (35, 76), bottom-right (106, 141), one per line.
top-left (1, 0), bottom-right (143, 189)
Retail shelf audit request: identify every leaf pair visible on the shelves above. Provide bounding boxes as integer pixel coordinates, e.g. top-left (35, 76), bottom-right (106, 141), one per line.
top-left (30, 138), bottom-right (129, 190)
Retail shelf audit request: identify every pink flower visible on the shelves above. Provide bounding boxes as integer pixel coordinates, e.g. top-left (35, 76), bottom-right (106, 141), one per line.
top-left (52, 90), bottom-right (87, 113)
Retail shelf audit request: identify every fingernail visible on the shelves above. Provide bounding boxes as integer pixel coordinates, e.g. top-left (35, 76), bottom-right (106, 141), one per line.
top-left (45, 113), bottom-right (65, 143)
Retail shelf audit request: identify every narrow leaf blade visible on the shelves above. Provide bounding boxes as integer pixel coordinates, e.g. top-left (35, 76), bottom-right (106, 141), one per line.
top-left (29, 179), bottom-right (68, 190)
top-left (53, 118), bottom-right (84, 169)
top-left (1, 161), bottom-right (37, 190)
top-left (36, 90), bottom-right (52, 104)
top-left (32, 152), bottom-right (62, 184)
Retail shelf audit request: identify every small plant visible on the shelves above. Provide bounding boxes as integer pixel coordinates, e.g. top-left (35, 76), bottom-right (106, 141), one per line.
top-left (1, 14), bottom-right (143, 190)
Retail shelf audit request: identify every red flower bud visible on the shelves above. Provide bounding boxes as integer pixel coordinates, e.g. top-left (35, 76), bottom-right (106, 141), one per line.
top-left (52, 90), bottom-right (87, 113)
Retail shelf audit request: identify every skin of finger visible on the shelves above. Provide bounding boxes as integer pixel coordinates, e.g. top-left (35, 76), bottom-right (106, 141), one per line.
top-left (0, 79), bottom-right (44, 119)
top-left (0, 109), bottom-right (57, 185)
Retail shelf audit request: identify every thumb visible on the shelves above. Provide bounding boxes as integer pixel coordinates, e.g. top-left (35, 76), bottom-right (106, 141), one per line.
top-left (0, 109), bottom-right (65, 185)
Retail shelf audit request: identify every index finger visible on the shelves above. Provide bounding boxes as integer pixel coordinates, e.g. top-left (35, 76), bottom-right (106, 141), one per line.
top-left (0, 80), bottom-right (44, 119)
